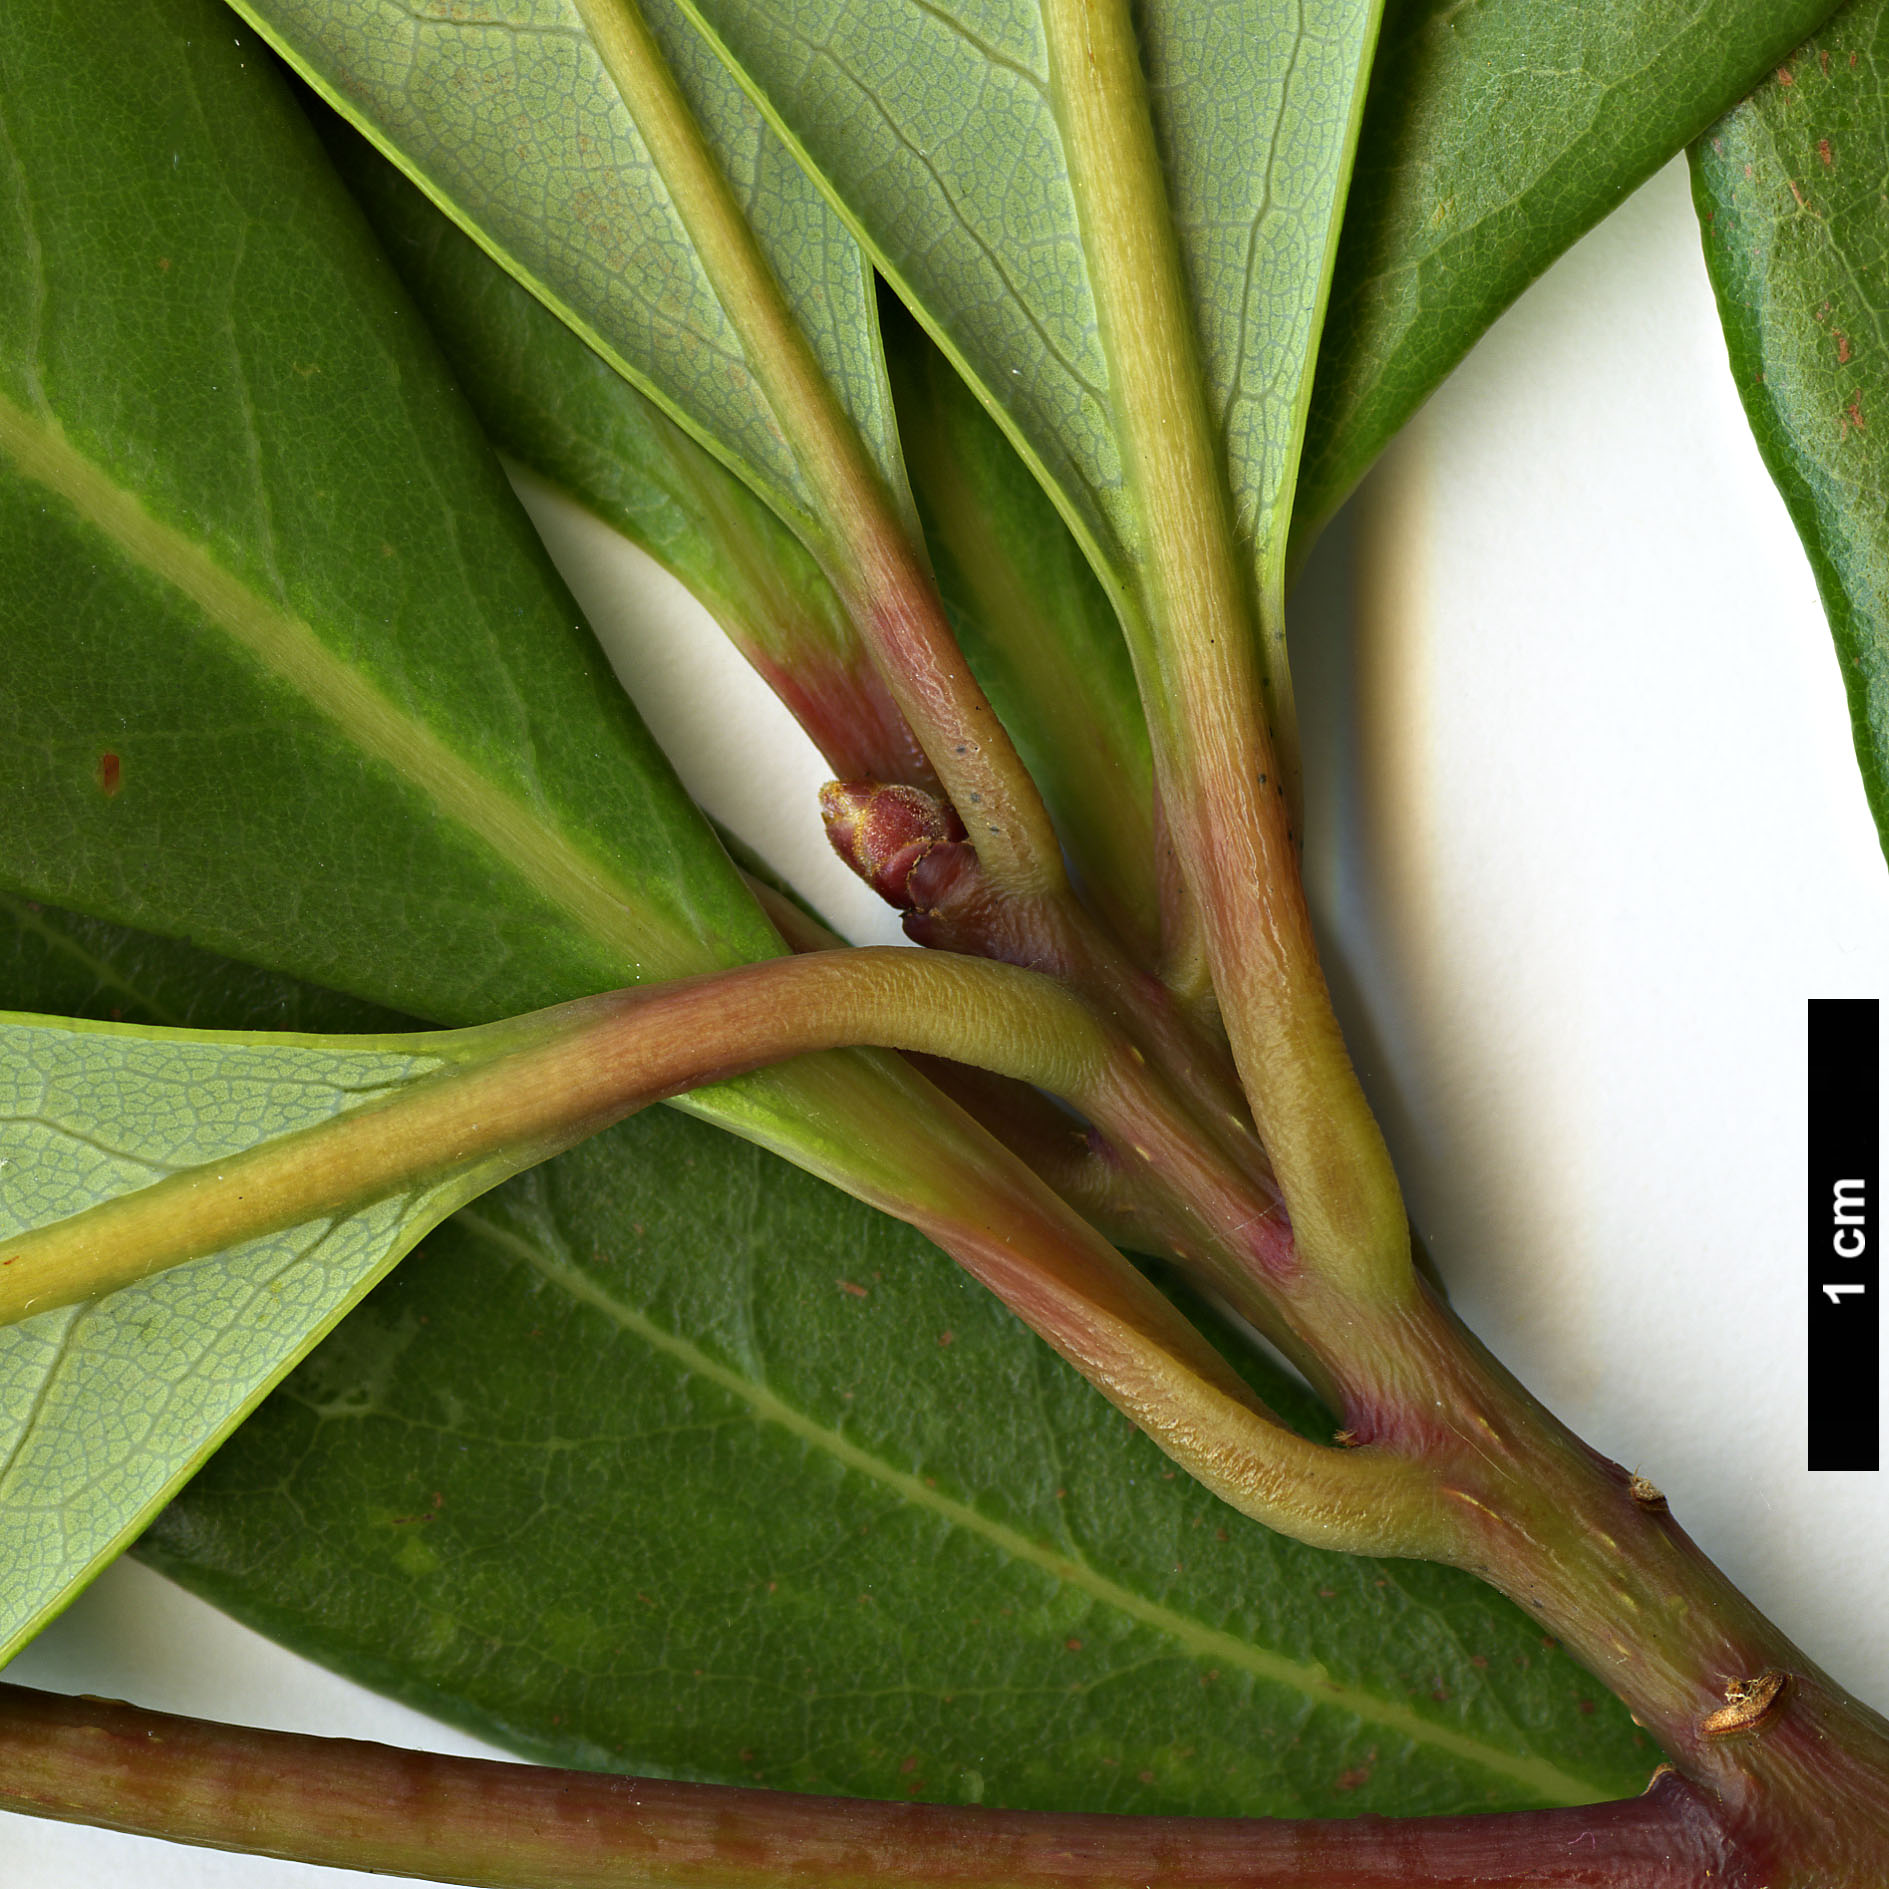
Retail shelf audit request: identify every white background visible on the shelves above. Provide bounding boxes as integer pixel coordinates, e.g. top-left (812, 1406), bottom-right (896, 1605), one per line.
top-left (7, 155), bottom-right (1887, 1882)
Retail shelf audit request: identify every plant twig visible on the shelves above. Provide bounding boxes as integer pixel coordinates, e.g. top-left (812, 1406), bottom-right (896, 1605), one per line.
top-left (0, 1686), bottom-right (1749, 1889)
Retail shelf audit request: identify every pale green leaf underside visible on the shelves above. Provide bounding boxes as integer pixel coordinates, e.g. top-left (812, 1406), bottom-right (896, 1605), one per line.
top-left (0, 1016), bottom-right (468, 1664)
top-left (230, 0), bottom-right (908, 548)
top-left (317, 113), bottom-right (876, 738)
top-left (678, 0), bottom-right (1379, 613)
top-left (1147, 0), bottom-right (1381, 580)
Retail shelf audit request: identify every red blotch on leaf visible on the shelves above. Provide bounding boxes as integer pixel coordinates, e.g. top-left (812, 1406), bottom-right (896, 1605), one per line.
top-left (97, 752), bottom-right (122, 797)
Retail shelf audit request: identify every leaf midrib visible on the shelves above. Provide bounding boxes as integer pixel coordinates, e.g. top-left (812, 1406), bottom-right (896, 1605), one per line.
top-left (458, 1206), bottom-right (1614, 1807)
top-left (0, 393), bottom-right (695, 984)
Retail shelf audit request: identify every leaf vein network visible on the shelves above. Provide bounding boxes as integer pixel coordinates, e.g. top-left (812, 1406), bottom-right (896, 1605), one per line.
top-left (453, 1206), bottom-right (1612, 1800)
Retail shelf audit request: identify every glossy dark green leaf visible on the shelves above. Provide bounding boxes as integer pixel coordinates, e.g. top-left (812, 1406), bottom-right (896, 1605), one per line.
top-left (1292, 0), bottom-right (1846, 566)
top-left (0, 0), bottom-right (772, 1018)
top-left (1693, 13), bottom-right (1889, 862)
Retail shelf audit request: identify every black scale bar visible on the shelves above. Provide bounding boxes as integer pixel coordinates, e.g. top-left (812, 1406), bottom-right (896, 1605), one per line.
top-left (1809, 998), bottom-right (1879, 1471)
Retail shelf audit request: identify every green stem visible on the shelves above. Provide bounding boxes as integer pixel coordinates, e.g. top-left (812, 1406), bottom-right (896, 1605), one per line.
top-left (0, 1686), bottom-right (1751, 1889)
top-left (1037, 0), bottom-right (1408, 1305)
top-left (571, 0), bottom-right (1062, 898)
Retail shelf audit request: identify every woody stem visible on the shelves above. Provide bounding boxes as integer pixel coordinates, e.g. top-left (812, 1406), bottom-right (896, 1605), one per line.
top-left (0, 1687), bottom-right (1747, 1889)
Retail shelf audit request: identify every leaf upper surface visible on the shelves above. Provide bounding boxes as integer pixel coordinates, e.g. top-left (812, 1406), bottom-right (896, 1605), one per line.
top-left (0, 0), bottom-right (778, 1021)
top-left (1693, 6), bottom-right (1889, 865)
top-left (1292, 0), bottom-right (1846, 562)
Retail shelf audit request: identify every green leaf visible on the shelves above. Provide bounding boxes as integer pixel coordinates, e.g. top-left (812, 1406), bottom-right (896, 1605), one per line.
top-left (309, 104), bottom-right (922, 789)
top-left (228, 0), bottom-right (910, 555)
top-left (671, 0), bottom-right (1381, 662)
top-left (0, 1009), bottom-right (470, 1661)
top-left (0, 0), bottom-right (774, 1018)
top-left (141, 1110), bottom-right (1659, 1820)
top-left (1292, 0), bottom-right (1846, 564)
top-left (0, 0), bottom-right (1022, 1225)
top-left (1692, 15), bottom-right (1889, 863)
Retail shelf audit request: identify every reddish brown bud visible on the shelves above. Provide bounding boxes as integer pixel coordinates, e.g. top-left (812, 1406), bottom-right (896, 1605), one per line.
top-left (903, 834), bottom-right (980, 915)
top-left (820, 781), bottom-right (966, 907)
top-left (905, 839), bottom-right (1050, 961)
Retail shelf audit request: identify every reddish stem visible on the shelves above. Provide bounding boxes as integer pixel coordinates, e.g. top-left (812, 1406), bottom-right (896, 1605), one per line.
top-left (748, 648), bottom-right (941, 796)
top-left (820, 783), bottom-right (1271, 1219)
top-left (902, 1052), bottom-right (1155, 1247)
top-left (1295, 1280), bottom-right (1889, 1885)
top-left (0, 1686), bottom-right (1750, 1889)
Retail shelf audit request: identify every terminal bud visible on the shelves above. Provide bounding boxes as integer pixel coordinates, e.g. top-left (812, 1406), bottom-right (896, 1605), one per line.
top-left (820, 780), bottom-right (966, 907)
